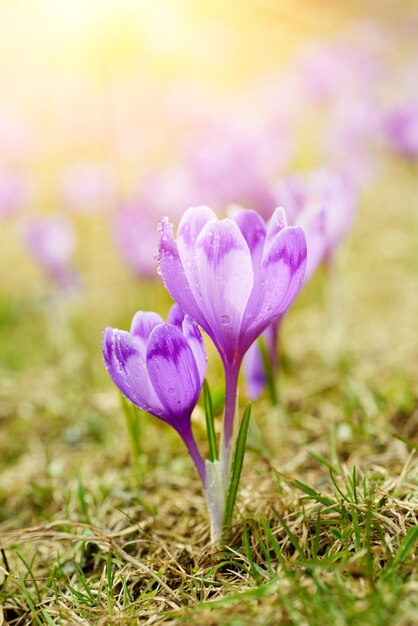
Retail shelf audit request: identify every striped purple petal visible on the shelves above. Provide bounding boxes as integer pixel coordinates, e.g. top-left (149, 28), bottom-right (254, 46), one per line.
top-left (167, 303), bottom-right (185, 327)
top-left (157, 218), bottom-right (208, 330)
top-left (146, 323), bottom-right (202, 424)
top-left (233, 209), bottom-right (266, 274)
top-left (193, 218), bottom-right (254, 363)
top-left (263, 207), bottom-right (287, 258)
top-left (177, 205), bottom-right (217, 276)
top-left (182, 314), bottom-right (207, 386)
top-left (241, 226), bottom-right (306, 350)
top-left (103, 327), bottom-right (167, 420)
top-left (130, 311), bottom-right (164, 347)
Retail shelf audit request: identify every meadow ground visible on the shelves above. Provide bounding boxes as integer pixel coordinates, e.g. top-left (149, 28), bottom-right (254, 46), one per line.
top-left (0, 160), bottom-right (417, 624)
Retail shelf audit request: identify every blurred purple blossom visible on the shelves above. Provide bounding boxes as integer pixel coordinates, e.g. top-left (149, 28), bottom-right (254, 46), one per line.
top-left (183, 120), bottom-right (290, 216)
top-left (244, 168), bottom-right (357, 401)
top-left (113, 205), bottom-right (160, 279)
top-left (321, 96), bottom-right (383, 187)
top-left (139, 166), bottom-right (201, 220)
top-left (383, 102), bottom-right (418, 159)
top-left (276, 168), bottom-right (357, 275)
top-left (59, 162), bottom-right (117, 213)
top-left (0, 171), bottom-right (28, 220)
top-left (293, 39), bottom-right (383, 105)
top-left (243, 322), bottom-right (279, 401)
top-left (24, 216), bottom-right (78, 291)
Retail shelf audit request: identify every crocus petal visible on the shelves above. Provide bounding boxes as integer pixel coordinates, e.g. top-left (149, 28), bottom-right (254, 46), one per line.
top-left (146, 323), bottom-right (201, 424)
top-left (103, 327), bottom-right (167, 420)
top-left (242, 226), bottom-right (306, 350)
top-left (177, 205), bottom-right (217, 275)
top-left (233, 209), bottom-right (266, 273)
top-left (263, 207), bottom-right (287, 258)
top-left (182, 314), bottom-right (207, 386)
top-left (157, 218), bottom-right (207, 328)
top-left (193, 218), bottom-right (254, 363)
top-left (130, 311), bottom-right (164, 348)
top-left (167, 303), bottom-right (184, 327)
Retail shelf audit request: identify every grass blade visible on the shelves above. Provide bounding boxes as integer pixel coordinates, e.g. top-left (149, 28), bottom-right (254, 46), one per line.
top-left (394, 434), bottom-right (418, 451)
top-left (203, 379), bottom-right (218, 462)
top-left (223, 402), bottom-right (252, 528)
top-left (291, 478), bottom-right (335, 507)
top-left (382, 525), bottom-right (418, 580)
top-left (273, 510), bottom-right (304, 559)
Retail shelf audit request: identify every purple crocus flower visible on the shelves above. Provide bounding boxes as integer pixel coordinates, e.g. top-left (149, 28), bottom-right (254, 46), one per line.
top-left (276, 168), bottom-right (357, 272)
top-left (293, 38), bottom-right (382, 106)
top-left (243, 322), bottom-right (279, 401)
top-left (383, 102), bottom-right (418, 159)
top-left (0, 172), bottom-right (28, 221)
top-left (113, 205), bottom-right (160, 279)
top-left (157, 205), bottom-right (306, 472)
top-left (183, 121), bottom-right (285, 217)
top-left (320, 96), bottom-right (382, 188)
top-left (103, 309), bottom-right (207, 483)
top-left (24, 216), bottom-right (79, 291)
top-left (59, 161), bottom-right (116, 213)
top-left (113, 166), bottom-right (204, 280)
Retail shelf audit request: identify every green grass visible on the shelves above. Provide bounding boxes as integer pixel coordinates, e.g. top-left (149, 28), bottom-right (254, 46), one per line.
top-left (0, 161), bottom-right (417, 624)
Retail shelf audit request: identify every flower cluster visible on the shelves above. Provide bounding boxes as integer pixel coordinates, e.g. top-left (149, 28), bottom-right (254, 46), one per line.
top-left (103, 205), bottom-right (307, 542)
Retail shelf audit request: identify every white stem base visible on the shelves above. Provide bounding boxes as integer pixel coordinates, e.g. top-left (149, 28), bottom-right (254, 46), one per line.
top-left (205, 460), bottom-right (225, 545)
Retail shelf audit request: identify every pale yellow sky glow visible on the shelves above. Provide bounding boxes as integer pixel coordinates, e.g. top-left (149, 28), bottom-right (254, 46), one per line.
top-left (0, 0), bottom-right (357, 88)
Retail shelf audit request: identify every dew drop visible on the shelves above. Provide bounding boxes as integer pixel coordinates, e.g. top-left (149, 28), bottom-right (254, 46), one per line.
top-left (220, 315), bottom-right (230, 326)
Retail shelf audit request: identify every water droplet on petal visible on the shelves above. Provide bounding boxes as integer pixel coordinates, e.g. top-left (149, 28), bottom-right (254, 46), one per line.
top-left (220, 315), bottom-right (230, 326)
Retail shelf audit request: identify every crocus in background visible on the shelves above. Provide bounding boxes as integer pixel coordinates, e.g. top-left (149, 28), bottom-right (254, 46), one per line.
top-left (59, 161), bottom-right (117, 213)
top-left (157, 205), bottom-right (307, 492)
top-left (139, 165), bottom-right (202, 221)
top-left (113, 205), bottom-right (161, 280)
top-left (0, 171), bottom-right (28, 221)
top-left (320, 96), bottom-right (382, 189)
top-left (24, 215), bottom-right (79, 292)
top-left (383, 101), bottom-right (418, 159)
top-left (244, 168), bottom-right (357, 402)
top-left (277, 168), bottom-right (357, 269)
top-left (113, 167), bottom-right (202, 280)
top-left (292, 38), bottom-right (382, 106)
top-left (183, 119), bottom-right (290, 217)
